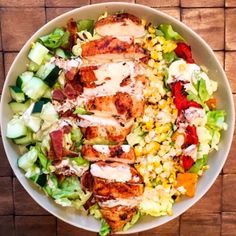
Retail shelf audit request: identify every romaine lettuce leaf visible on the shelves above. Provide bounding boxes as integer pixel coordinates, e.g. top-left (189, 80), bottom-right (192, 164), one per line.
top-left (123, 211), bottom-right (141, 231)
top-left (99, 219), bottom-right (111, 236)
top-left (189, 154), bottom-right (208, 173)
top-left (158, 24), bottom-right (184, 41)
top-left (207, 110), bottom-right (227, 131)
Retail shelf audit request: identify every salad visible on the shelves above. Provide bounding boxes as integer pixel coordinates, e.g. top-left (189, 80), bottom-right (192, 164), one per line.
top-left (6, 12), bottom-right (227, 235)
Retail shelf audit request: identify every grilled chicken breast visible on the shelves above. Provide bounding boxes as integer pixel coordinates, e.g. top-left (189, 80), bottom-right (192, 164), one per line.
top-left (81, 144), bottom-right (136, 164)
top-left (81, 36), bottom-right (148, 62)
top-left (100, 206), bottom-right (137, 232)
top-left (85, 92), bottom-right (145, 120)
top-left (95, 13), bottom-right (146, 38)
top-left (93, 177), bottom-right (144, 199)
top-left (82, 124), bottom-right (133, 144)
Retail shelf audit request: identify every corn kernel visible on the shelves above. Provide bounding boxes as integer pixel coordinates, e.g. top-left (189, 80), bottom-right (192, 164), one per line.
top-left (148, 26), bottom-right (156, 34)
top-left (151, 50), bottom-right (159, 60)
top-left (162, 40), bottom-right (177, 53)
top-left (157, 36), bottom-right (166, 45)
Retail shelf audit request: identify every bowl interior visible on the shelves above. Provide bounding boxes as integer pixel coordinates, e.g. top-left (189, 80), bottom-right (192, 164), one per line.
top-left (0, 2), bottom-right (235, 234)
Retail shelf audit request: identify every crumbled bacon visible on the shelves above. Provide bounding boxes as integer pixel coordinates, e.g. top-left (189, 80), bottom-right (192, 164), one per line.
top-left (52, 89), bottom-right (65, 101)
top-left (49, 129), bottom-right (63, 160)
top-left (63, 83), bottom-right (77, 99)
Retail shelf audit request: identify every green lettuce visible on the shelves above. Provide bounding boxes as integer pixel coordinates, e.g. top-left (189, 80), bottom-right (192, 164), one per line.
top-left (44, 176), bottom-right (91, 210)
top-left (189, 155), bottom-right (208, 173)
top-left (99, 219), bottom-right (111, 236)
top-left (126, 123), bottom-right (146, 147)
top-left (123, 211), bottom-right (141, 231)
top-left (40, 28), bottom-right (69, 49)
top-left (89, 203), bottom-right (102, 219)
top-left (207, 110), bottom-right (227, 131)
top-left (158, 24), bottom-right (184, 41)
top-left (77, 19), bottom-right (94, 33)
top-left (163, 51), bottom-right (178, 64)
top-left (73, 104), bottom-right (93, 115)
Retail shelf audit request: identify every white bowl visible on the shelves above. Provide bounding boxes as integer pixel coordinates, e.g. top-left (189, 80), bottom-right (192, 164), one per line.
top-left (0, 2), bottom-right (235, 234)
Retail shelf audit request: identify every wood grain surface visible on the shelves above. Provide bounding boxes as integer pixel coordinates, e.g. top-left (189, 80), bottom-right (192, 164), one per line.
top-left (0, 0), bottom-right (235, 235)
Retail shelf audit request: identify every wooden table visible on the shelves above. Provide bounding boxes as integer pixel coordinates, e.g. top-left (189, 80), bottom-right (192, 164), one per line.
top-left (0, 0), bottom-right (235, 235)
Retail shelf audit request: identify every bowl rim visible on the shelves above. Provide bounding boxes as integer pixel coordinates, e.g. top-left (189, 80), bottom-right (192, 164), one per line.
top-left (0, 2), bottom-right (235, 234)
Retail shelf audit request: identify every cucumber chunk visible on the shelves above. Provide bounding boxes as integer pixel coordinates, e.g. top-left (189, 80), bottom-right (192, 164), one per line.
top-left (18, 148), bottom-right (38, 171)
top-left (9, 100), bottom-right (31, 114)
top-left (13, 131), bottom-right (33, 145)
top-left (16, 71), bottom-right (34, 88)
top-left (9, 86), bottom-right (25, 102)
top-left (22, 77), bottom-right (48, 100)
top-left (6, 118), bottom-right (27, 139)
top-left (36, 63), bottom-right (60, 87)
top-left (28, 42), bottom-right (49, 65)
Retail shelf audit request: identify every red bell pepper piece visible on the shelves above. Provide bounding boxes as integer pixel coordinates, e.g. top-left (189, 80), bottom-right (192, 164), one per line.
top-left (181, 155), bottom-right (195, 171)
top-left (171, 81), bottom-right (201, 114)
top-left (182, 125), bottom-right (199, 148)
top-left (175, 42), bottom-right (194, 64)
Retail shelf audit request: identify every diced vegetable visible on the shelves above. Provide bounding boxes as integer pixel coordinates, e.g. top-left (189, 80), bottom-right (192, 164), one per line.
top-left (6, 118), bottom-right (27, 139)
top-left (16, 71), bottom-right (34, 88)
top-left (35, 173), bottom-right (47, 187)
top-left (28, 61), bottom-right (40, 72)
top-left (55, 48), bottom-right (68, 59)
top-left (13, 131), bottom-right (33, 145)
top-left (36, 63), bottom-right (60, 87)
top-left (176, 173), bottom-right (198, 197)
top-left (22, 77), bottom-right (49, 100)
top-left (40, 102), bottom-right (58, 123)
top-left (9, 100), bottom-right (31, 114)
top-left (32, 101), bottom-right (45, 114)
top-left (73, 105), bottom-right (93, 115)
top-left (18, 147), bottom-right (38, 172)
top-left (28, 42), bottom-right (49, 65)
top-left (126, 124), bottom-right (145, 147)
top-left (9, 86), bottom-right (25, 103)
top-left (123, 211), bottom-right (140, 231)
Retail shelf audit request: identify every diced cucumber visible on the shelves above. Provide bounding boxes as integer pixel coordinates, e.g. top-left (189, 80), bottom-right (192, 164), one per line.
top-left (28, 61), bottom-right (40, 72)
top-left (9, 100), bottom-right (31, 114)
top-left (35, 173), bottom-right (47, 187)
top-left (55, 48), bottom-right (68, 59)
top-left (32, 101), bottom-right (45, 114)
top-left (25, 116), bottom-right (42, 133)
top-left (13, 131), bottom-right (33, 145)
top-left (17, 147), bottom-right (38, 171)
top-left (36, 63), bottom-right (60, 87)
top-left (28, 42), bottom-right (49, 65)
top-left (40, 103), bottom-right (58, 123)
top-left (9, 86), bottom-right (25, 102)
top-left (43, 88), bottom-right (52, 99)
top-left (22, 77), bottom-right (48, 100)
top-left (6, 118), bottom-right (27, 139)
top-left (16, 71), bottom-right (34, 88)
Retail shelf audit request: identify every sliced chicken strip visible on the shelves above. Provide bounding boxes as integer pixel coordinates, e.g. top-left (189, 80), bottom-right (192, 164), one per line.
top-left (95, 13), bottom-right (146, 38)
top-left (81, 36), bottom-right (148, 62)
top-left (90, 161), bottom-right (143, 184)
top-left (93, 177), bottom-right (144, 199)
top-left (85, 92), bottom-right (145, 120)
top-left (81, 144), bottom-right (136, 164)
top-left (100, 205), bottom-right (137, 232)
top-left (82, 124), bottom-right (133, 144)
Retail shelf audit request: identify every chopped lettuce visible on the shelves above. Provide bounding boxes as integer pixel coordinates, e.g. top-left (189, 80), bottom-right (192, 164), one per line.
top-left (73, 156), bottom-right (89, 166)
top-left (73, 104), bottom-right (93, 115)
top-left (158, 24), bottom-right (184, 41)
top-left (39, 28), bottom-right (69, 49)
top-left (99, 219), bottom-right (111, 236)
top-left (198, 79), bottom-right (210, 102)
top-left (77, 19), bottom-right (94, 33)
top-left (126, 123), bottom-right (146, 147)
top-left (89, 203), bottom-right (102, 219)
top-left (189, 154), bottom-right (208, 173)
top-left (207, 110), bottom-right (227, 131)
top-left (123, 211), bottom-right (141, 231)
top-left (44, 175), bottom-right (91, 210)
top-left (163, 51), bottom-right (178, 64)
top-left (210, 130), bottom-right (221, 150)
